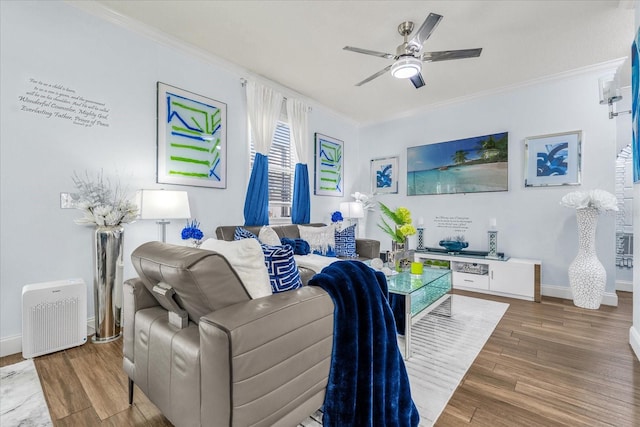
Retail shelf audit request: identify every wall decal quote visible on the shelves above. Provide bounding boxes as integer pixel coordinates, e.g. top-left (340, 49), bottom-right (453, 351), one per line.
top-left (17, 78), bottom-right (111, 128)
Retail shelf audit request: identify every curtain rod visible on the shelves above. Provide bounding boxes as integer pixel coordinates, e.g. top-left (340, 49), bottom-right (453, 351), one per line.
top-left (240, 78), bottom-right (312, 112)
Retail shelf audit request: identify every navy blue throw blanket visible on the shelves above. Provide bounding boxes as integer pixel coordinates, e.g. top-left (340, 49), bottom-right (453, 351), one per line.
top-left (309, 261), bottom-right (420, 427)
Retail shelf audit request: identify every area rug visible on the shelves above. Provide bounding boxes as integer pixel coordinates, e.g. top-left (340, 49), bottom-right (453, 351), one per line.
top-left (0, 359), bottom-right (52, 426)
top-left (299, 294), bottom-right (509, 426)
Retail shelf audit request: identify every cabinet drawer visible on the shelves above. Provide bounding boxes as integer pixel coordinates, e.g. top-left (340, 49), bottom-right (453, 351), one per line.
top-left (453, 271), bottom-right (489, 290)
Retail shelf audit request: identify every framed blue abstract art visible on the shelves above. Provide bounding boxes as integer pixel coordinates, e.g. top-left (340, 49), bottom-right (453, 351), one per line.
top-left (371, 156), bottom-right (399, 194)
top-left (632, 30), bottom-right (639, 183)
top-left (157, 82), bottom-right (227, 188)
top-left (524, 130), bottom-right (581, 187)
top-left (314, 133), bottom-right (343, 196)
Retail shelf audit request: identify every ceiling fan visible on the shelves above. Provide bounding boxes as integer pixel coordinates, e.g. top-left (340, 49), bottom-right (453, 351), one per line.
top-left (343, 13), bottom-right (482, 89)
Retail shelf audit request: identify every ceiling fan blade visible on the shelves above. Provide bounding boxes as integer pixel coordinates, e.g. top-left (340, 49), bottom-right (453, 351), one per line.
top-left (343, 46), bottom-right (395, 60)
top-left (407, 13), bottom-right (443, 51)
top-left (409, 73), bottom-right (425, 89)
top-left (355, 64), bottom-right (393, 86)
top-left (422, 48), bottom-right (483, 62)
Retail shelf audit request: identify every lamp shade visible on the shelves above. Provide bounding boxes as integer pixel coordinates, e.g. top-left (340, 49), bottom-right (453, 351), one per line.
top-left (340, 201), bottom-right (364, 219)
top-left (598, 74), bottom-right (622, 105)
top-left (137, 190), bottom-right (191, 220)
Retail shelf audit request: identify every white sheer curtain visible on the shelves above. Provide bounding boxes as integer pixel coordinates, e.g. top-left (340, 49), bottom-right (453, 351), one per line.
top-left (286, 98), bottom-right (309, 161)
top-left (286, 98), bottom-right (311, 224)
top-left (246, 79), bottom-right (284, 155)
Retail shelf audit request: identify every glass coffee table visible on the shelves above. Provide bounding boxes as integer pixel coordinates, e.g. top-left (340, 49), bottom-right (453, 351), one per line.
top-left (386, 268), bottom-right (452, 359)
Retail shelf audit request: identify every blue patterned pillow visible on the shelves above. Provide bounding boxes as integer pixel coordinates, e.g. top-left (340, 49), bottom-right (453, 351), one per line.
top-left (335, 224), bottom-right (357, 258)
top-left (234, 227), bottom-right (258, 241)
top-left (261, 244), bottom-right (302, 293)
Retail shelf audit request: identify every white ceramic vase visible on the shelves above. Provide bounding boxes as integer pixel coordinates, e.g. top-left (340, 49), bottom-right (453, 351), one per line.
top-left (568, 207), bottom-right (606, 309)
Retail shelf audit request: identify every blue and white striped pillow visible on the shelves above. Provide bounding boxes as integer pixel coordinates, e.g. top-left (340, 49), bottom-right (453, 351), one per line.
top-left (261, 244), bottom-right (302, 293)
top-left (335, 224), bottom-right (357, 258)
top-left (234, 227), bottom-right (258, 241)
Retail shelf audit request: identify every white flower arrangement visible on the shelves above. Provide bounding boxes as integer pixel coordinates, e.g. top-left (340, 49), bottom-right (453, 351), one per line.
top-left (351, 191), bottom-right (376, 211)
top-left (560, 189), bottom-right (619, 212)
top-left (71, 171), bottom-right (138, 226)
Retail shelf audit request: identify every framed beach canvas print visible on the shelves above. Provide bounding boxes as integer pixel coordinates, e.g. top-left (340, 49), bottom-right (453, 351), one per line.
top-left (314, 133), bottom-right (343, 196)
top-left (157, 82), bottom-right (227, 188)
top-left (524, 130), bottom-right (581, 187)
top-left (407, 132), bottom-right (508, 196)
top-left (371, 156), bottom-right (399, 194)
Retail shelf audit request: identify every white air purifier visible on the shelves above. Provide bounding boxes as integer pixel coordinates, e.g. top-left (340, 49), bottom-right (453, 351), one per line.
top-left (22, 278), bottom-right (88, 358)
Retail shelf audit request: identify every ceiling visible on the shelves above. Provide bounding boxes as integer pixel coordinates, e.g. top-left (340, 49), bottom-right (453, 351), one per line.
top-left (89, 0), bottom-right (635, 124)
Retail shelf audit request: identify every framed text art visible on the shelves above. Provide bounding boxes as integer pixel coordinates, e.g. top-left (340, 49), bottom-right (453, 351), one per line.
top-left (371, 156), bottom-right (399, 194)
top-left (157, 82), bottom-right (227, 188)
top-left (524, 130), bottom-right (581, 187)
top-left (314, 133), bottom-right (343, 196)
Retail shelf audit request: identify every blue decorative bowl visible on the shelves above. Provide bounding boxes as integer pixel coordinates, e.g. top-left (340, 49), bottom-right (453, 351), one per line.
top-left (439, 240), bottom-right (469, 253)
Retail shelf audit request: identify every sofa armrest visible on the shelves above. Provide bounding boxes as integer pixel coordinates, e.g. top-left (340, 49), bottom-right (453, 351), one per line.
top-left (356, 238), bottom-right (380, 260)
top-left (198, 286), bottom-right (334, 426)
top-left (123, 278), bottom-right (160, 365)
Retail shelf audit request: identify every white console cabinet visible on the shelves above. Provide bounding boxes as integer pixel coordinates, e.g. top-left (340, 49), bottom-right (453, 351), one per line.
top-left (415, 252), bottom-right (541, 302)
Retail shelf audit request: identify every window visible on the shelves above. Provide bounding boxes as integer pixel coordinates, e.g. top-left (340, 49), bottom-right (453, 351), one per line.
top-left (250, 121), bottom-right (296, 220)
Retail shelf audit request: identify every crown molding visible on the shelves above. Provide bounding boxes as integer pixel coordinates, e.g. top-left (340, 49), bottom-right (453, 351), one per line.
top-left (362, 57), bottom-right (629, 127)
top-left (64, 1), bottom-right (358, 127)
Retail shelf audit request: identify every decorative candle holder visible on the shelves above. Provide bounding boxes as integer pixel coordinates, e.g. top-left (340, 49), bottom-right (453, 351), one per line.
top-left (486, 230), bottom-right (500, 259)
top-left (417, 227), bottom-right (424, 250)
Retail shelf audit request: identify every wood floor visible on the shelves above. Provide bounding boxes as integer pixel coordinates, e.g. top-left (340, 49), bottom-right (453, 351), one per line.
top-left (2, 290), bottom-right (639, 426)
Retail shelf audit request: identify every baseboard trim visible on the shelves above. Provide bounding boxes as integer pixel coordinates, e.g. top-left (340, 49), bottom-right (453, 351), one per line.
top-left (616, 280), bottom-right (633, 292)
top-left (0, 335), bottom-right (22, 358)
top-left (0, 318), bottom-right (96, 358)
top-left (630, 326), bottom-right (640, 362)
top-left (541, 284), bottom-right (618, 306)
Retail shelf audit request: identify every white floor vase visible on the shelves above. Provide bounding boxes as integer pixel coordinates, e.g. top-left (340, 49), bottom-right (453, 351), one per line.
top-left (568, 207), bottom-right (606, 309)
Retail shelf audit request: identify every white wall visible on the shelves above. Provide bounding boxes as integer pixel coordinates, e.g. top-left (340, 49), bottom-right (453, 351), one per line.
top-left (358, 68), bottom-right (619, 299)
top-left (0, 1), bottom-right (358, 354)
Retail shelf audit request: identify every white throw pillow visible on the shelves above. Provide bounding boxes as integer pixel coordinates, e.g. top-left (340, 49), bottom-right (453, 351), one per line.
top-left (258, 226), bottom-right (281, 246)
top-left (200, 238), bottom-right (272, 299)
top-left (298, 224), bottom-right (335, 255)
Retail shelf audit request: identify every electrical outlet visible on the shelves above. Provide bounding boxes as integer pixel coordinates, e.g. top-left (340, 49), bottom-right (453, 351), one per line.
top-left (60, 192), bottom-right (77, 209)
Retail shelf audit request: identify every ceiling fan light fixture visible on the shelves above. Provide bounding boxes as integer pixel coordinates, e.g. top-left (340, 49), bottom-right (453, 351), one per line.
top-left (391, 56), bottom-right (422, 79)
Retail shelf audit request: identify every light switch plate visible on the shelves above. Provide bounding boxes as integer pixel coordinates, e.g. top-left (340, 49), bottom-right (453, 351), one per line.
top-left (60, 192), bottom-right (77, 209)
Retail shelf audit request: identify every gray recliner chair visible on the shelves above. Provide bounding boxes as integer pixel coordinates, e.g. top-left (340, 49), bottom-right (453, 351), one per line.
top-left (123, 241), bottom-right (334, 427)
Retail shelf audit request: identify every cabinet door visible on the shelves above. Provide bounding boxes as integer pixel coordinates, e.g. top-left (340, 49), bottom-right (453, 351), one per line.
top-left (490, 262), bottom-right (534, 298)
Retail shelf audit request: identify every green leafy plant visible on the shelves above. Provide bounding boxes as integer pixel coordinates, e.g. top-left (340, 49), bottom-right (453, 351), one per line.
top-left (378, 202), bottom-right (416, 243)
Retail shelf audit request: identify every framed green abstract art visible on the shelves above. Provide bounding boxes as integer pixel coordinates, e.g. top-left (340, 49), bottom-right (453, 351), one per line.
top-left (314, 133), bottom-right (343, 196)
top-left (157, 82), bottom-right (227, 188)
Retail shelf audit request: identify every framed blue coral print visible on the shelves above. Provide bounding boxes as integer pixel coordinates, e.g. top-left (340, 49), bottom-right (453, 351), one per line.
top-left (524, 130), bottom-right (581, 187)
top-left (371, 156), bottom-right (399, 194)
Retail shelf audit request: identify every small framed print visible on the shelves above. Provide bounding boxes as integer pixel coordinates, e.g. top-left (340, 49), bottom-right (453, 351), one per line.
top-left (371, 156), bottom-right (399, 194)
top-left (524, 130), bottom-right (582, 187)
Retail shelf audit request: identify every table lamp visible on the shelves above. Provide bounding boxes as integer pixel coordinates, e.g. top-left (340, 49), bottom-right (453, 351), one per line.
top-left (340, 201), bottom-right (364, 227)
top-left (137, 189), bottom-right (191, 242)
